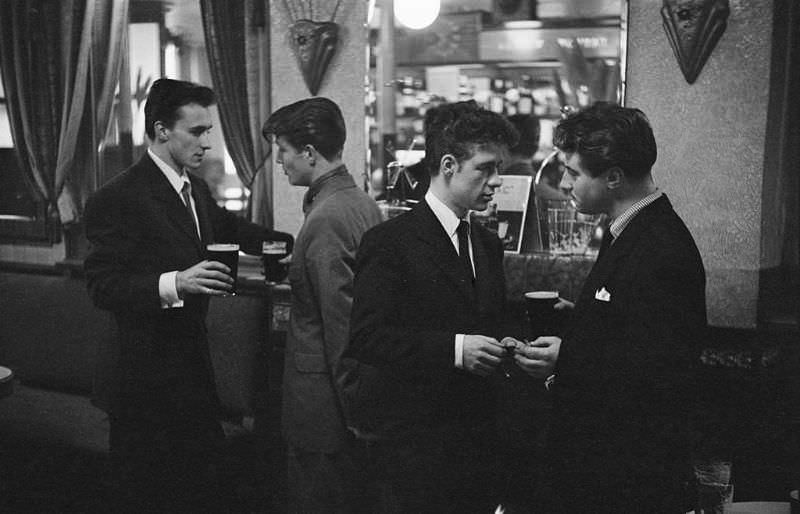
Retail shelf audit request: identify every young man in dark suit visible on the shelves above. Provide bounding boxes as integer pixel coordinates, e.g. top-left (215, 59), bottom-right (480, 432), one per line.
top-left (513, 102), bottom-right (707, 513)
top-left (343, 100), bottom-right (519, 513)
top-left (83, 78), bottom-right (292, 512)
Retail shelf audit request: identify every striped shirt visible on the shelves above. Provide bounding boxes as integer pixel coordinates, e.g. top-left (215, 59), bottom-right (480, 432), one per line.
top-left (609, 189), bottom-right (662, 240)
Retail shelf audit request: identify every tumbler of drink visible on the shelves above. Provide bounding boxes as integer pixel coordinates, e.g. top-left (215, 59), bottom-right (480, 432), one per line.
top-left (262, 240), bottom-right (289, 284)
top-left (524, 291), bottom-right (562, 339)
top-left (206, 243), bottom-right (239, 295)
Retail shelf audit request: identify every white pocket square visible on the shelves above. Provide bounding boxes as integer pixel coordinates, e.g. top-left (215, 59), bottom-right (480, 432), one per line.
top-left (594, 287), bottom-right (611, 302)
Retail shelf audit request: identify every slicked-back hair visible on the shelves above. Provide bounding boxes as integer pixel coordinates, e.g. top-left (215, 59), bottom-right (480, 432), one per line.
top-left (144, 78), bottom-right (215, 140)
top-left (553, 102), bottom-right (657, 180)
top-left (262, 97), bottom-right (346, 162)
top-left (424, 100), bottom-right (519, 176)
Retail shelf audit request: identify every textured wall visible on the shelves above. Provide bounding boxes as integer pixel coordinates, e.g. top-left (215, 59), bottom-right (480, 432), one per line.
top-left (270, 1), bottom-right (369, 237)
top-left (627, 0), bottom-right (774, 327)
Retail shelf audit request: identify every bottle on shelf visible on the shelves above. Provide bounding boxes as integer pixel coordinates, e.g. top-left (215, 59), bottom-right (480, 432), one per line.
top-left (518, 74), bottom-right (534, 115)
top-left (490, 77), bottom-right (506, 114)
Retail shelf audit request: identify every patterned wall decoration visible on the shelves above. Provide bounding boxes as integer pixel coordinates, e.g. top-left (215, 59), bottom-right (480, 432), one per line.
top-left (661, 0), bottom-right (731, 84)
top-left (627, 0), bottom-right (774, 328)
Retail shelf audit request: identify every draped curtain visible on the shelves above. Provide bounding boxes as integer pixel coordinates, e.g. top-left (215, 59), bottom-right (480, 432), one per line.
top-left (0, 0), bottom-right (129, 228)
top-left (200, 0), bottom-right (273, 227)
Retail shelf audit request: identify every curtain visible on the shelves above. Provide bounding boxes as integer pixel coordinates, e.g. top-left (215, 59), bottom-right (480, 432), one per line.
top-left (200, 0), bottom-right (273, 227)
top-left (0, 0), bottom-right (129, 227)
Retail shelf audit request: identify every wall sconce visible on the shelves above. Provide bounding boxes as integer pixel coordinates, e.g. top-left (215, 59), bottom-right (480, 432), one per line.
top-left (284, 0), bottom-right (343, 95)
top-left (661, 0), bottom-right (730, 84)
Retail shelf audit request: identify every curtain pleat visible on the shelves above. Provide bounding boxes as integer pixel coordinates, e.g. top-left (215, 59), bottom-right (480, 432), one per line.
top-left (200, 0), bottom-right (273, 227)
top-left (0, 1), bottom-right (61, 209)
top-left (93, 0), bottom-right (130, 164)
top-left (0, 0), bottom-right (129, 227)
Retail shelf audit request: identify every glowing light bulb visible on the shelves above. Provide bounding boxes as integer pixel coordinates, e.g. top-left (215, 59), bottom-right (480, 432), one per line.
top-left (394, 0), bottom-right (440, 30)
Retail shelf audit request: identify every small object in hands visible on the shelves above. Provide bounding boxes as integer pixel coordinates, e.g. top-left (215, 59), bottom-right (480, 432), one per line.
top-left (524, 291), bottom-right (561, 339)
top-left (262, 240), bottom-right (289, 284)
top-left (206, 243), bottom-right (240, 295)
top-left (500, 337), bottom-right (519, 379)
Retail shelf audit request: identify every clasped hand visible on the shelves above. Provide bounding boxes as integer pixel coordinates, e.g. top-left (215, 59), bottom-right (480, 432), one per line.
top-left (176, 260), bottom-right (233, 297)
top-left (462, 334), bottom-right (562, 379)
top-left (462, 335), bottom-right (507, 377)
top-left (502, 336), bottom-right (561, 379)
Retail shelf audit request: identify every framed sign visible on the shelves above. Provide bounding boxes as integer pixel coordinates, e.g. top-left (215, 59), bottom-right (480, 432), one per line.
top-left (494, 175), bottom-right (533, 253)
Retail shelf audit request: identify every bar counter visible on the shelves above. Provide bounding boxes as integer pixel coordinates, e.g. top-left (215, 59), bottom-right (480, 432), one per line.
top-left (237, 251), bottom-right (598, 334)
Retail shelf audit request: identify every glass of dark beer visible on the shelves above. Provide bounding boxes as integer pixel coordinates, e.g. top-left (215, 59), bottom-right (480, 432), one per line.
top-left (206, 243), bottom-right (239, 295)
top-left (262, 240), bottom-right (289, 284)
top-left (524, 291), bottom-right (562, 340)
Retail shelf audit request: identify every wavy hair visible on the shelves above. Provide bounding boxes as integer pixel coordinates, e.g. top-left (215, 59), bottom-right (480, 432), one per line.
top-left (424, 100), bottom-right (518, 176)
top-left (553, 102), bottom-right (657, 180)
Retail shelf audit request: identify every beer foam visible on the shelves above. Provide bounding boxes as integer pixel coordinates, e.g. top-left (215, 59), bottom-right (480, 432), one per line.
top-left (262, 241), bottom-right (287, 254)
top-left (206, 243), bottom-right (240, 251)
top-left (525, 291), bottom-right (559, 300)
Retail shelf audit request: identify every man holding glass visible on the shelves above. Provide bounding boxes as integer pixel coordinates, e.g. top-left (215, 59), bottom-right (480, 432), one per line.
top-left (513, 102), bottom-right (707, 512)
top-left (84, 78), bottom-right (293, 512)
top-left (344, 100), bottom-right (518, 513)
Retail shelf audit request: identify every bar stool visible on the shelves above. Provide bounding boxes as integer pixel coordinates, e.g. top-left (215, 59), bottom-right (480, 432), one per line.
top-left (0, 366), bottom-right (14, 398)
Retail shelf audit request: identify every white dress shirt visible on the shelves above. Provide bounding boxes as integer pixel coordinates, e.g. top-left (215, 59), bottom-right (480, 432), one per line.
top-left (149, 149), bottom-right (200, 309)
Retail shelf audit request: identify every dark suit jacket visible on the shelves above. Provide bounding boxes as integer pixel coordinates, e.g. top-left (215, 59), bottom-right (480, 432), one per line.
top-left (83, 154), bottom-right (289, 419)
top-left (344, 200), bottom-right (507, 441)
top-left (550, 194), bottom-right (707, 481)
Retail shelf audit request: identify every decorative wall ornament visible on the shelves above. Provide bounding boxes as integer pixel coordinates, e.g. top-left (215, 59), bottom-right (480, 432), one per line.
top-left (283, 0), bottom-right (343, 95)
top-left (661, 0), bottom-right (730, 84)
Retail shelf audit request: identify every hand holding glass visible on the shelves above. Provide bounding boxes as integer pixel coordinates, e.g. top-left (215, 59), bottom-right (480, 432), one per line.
top-left (206, 243), bottom-right (239, 295)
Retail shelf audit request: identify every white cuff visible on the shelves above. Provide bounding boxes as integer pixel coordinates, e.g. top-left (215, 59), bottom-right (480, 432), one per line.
top-left (454, 334), bottom-right (465, 368)
top-left (159, 271), bottom-right (184, 309)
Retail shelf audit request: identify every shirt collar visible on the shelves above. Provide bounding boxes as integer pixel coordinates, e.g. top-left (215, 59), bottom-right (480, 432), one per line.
top-left (425, 189), bottom-right (466, 238)
top-left (148, 148), bottom-right (188, 195)
top-left (302, 164), bottom-right (350, 214)
top-left (609, 189), bottom-right (662, 239)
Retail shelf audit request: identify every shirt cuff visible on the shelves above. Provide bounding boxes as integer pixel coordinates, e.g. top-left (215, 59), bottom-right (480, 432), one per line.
top-left (159, 271), bottom-right (184, 309)
top-left (454, 334), bottom-right (465, 368)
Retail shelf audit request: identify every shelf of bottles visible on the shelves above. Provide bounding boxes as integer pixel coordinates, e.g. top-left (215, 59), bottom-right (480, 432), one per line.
top-left (367, 64), bottom-right (564, 169)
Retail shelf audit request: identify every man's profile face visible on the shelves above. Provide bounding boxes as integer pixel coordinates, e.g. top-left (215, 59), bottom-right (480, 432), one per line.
top-left (274, 136), bottom-right (313, 186)
top-left (447, 146), bottom-right (504, 215)
top-left (164, 103), bottom-right (212, 171)
top-left (559, 152), bottom-right (610, 215)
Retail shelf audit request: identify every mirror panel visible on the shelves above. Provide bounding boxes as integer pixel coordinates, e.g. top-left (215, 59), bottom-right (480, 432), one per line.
top-left (366, 0), bottom-right (628, 197)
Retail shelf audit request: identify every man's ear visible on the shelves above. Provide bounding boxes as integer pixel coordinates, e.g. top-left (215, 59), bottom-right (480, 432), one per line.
top-left (303, 144), bottom-right (317, 165)
top-left (154, 121), bottom-right (169, 142)
top-left (605, 166), bottom-right (624, 190)
top-left (440, 154), bottom-right (458, 176)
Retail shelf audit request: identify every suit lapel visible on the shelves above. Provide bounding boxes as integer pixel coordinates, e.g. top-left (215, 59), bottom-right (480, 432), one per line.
top-left (141, 155), bottom-right (204, 251)
top-left (411, 202), bottom-right (477, 303)
top-left (584, 196), bottom-right (673, 299)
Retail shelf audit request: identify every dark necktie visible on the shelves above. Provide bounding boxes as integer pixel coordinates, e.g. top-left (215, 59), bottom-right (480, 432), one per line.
top-left (180, 181), bottom-right (199, 238)
top-left (456, 220), bottom-right (474, 282)
top-left (598, 226), bottom-right (614, 258)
